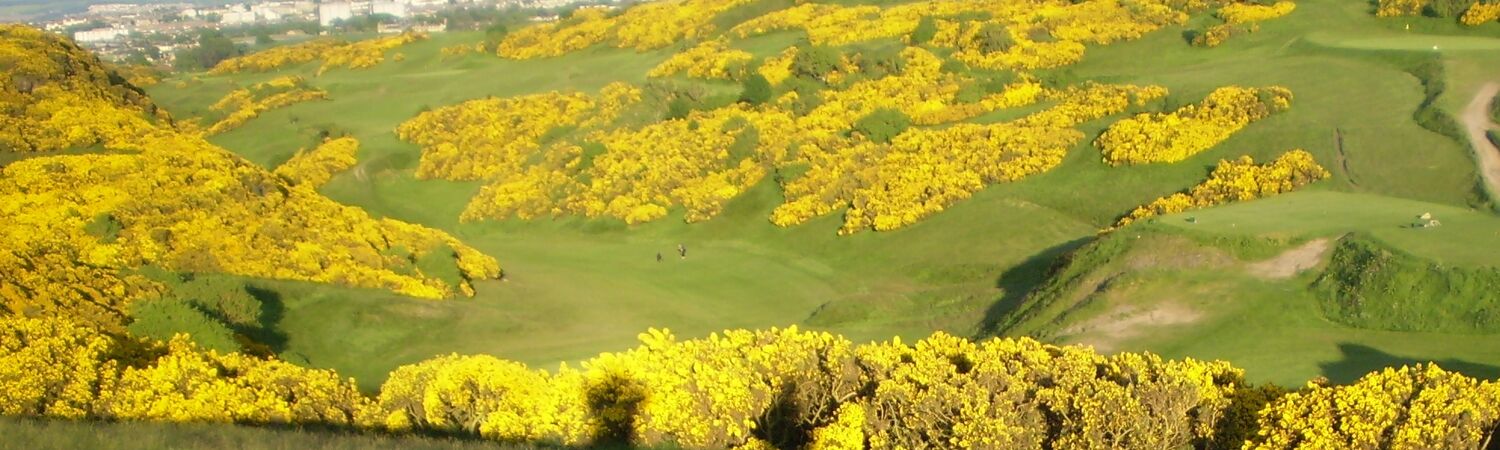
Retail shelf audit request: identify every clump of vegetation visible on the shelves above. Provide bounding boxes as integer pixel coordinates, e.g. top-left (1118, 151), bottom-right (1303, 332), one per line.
top-left (1314, 235), bottom-right (1500, 333)
top-left (1406, 57), bottom-right (1466, 142)
top-left (739, 73), bottom-right (773, 105)
top-left (852, 108), bottom-right (911, 143)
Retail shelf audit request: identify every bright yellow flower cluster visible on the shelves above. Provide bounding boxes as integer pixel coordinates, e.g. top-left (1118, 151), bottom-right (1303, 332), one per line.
top-left (1249, 364), bottom-right (1500, 449)
top-left (397, 84), bottom-right (627, 181)
top-left (756, 46), bottom-right (797, 85)
top-left (401, 48), bottom-right (1139, 232)
top-left (0, 316), bottom-right (119, 419)
top-left (1376, 0), bottom-right (1432, 16)
top-left (648, 39), bottom-right (754, 80)
top-left (273, 136), bottom-right (359, 188)
top-left (1096, 85), bottom-right (1292, 165)
top-left (1217, 1), bottom-right (1297, 24)
top-left (776, 82), bottom-right (1165, 233)
top-left (2, 316), bottom-right (1265, 450)
top-left (1115, 149), bottom-right (1329, 227)
top-left (1, 316), bottom-right (372, 426)
top-left (10, 313), bottom-right (1500, 450)
top-left (732, 3), bottom-right (910, 46)
top-left (210, 34), bottom-right (425, 76)
top-left (317, 32), bottom-right (426, 75)
top-left (209, 39), bottom-right (345, 74)
top-left (498, 0), bottom-right (756, 59)
top-left (112, 64), bottom-right (161, 87)
top-left (440, 42), bottom-right (486, 58)
top-left (0, 25), bottom-right (164, 153)
top-left (1461, 2), bottom-right (1500, 25)
top-left (733, 0), bottom-right (1190, 71)
top-left (0, 27), bottom-right (501, 333)
top-left (203, 76), bottom-right (327, 136)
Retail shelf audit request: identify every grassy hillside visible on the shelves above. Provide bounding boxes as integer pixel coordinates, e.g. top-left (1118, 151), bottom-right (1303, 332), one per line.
top-left (140, 0), bottom-right (1500, 390)
top-left (996, 191), bottom-right (1500, 385)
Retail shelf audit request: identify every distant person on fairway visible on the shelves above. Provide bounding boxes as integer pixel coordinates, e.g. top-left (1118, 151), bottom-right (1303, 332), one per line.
top-left (678, 244), bottom-right (686, 259)
top-left (656, 252), bottom-right (662, 262)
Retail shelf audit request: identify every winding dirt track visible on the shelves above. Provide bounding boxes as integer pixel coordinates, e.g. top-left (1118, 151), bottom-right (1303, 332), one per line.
top-left (1461, 82), bottom-right (1500, 199)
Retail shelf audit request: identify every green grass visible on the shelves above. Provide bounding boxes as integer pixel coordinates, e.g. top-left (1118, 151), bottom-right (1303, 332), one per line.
top-left (138, 0), bottom-right (1500, 391)
top-left (1313, 235), bottom-right (1500, 333)
top-left (1154, 190), bottom-right (1500, 268)
top-left (0, 417), bottom-right (546, 450)
top-left (998, 225), bottom-right (1500, 386)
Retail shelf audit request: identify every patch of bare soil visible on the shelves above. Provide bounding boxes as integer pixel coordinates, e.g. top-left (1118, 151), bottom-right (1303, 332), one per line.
top-left (1462, 82), bottom-right (1500, 198)
top-left (1059, 301), bottom-right (1202, 353)
top-left (1246, 238), bottom-right (1331, 280)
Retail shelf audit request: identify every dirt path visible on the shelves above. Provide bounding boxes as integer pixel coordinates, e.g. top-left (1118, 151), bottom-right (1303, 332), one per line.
top-left (1461, 82), bottom-right (1500, 199)
top-left (1059, 302), bottom-right (1201, 353)
top-left (1247, 238), bottom-right (1331, 280)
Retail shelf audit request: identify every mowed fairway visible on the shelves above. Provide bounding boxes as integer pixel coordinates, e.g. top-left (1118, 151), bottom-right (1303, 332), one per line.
top-left (146, 0), bottom-right (1500, 389)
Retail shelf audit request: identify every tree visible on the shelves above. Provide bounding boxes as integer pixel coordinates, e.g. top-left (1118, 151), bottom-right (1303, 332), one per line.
top-left (739, 73), bottom-right (772, 105)
top-left (853, 108), bottom-right (911, 144)
top-left (791, 44), bottom-right (839, 82)
top-left (1425, 0), bottom-right (1469, 17)
top-left (979, 24), bottom-right (1016, 53)
top-left (910, 16), bottom-right (938, 44)
top-left (484, 22), bottom-right (509, 45)
top-left (174, 30), bottom-right (241, 71)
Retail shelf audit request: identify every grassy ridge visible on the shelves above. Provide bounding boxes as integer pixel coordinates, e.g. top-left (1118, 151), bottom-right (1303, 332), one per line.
top-left (1314, 234), bottom-right (1500, 333)
top-left (995, 210), bottom-right (1500, 385)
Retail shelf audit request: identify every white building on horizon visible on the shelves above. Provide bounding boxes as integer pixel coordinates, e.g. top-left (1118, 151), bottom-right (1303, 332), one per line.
top-left (318, 2), bottom-right (356, 26)
top-left (372, 0), bottom-right (409, 18)
top-left (74, 28), bottom-right (127, 43)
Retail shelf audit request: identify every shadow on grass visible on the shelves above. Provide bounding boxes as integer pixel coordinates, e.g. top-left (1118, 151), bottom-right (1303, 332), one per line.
top-left (244, 285), bottom-right (290, 355)
top-left (1319, 342), bottom-right (1500, 383)
top-left (978, 237), bottom-right (1092, 337)
top-left (0, 416), bottom-right (651, 450)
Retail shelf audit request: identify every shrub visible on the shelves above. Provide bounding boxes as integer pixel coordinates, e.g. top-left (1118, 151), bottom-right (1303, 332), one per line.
top-left (740, 73), bottom-right (773, 105)
top-left (791, 44), bottom-right (840, 82)
top-left (1425, 0), bottom-right (1471, 17)
top-left (852, 108), bottom-right (911, 143)
top-left (126, 297), bottom-right (239, 353)
top-left (978, 24), bottom-right (1016, 53)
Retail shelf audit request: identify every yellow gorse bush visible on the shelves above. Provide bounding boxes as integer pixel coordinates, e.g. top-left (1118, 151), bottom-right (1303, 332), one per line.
top-left (203, 76), bottom-right (327, 136)
top-left (0, 316), bottom-right (1250, 449)
top-left (318, 32), bottom-right (426, 75)
top-left (498, 0), bottom-right (758, 58)
top-left (1096, 85), bottom-right (1292, 165)
top-left (648, 38), bottom-right (755, 80)
top-left (0, 27), bottom-right (500, 332)
top-left (274, 136), bottom-right (359, 188)
top-left (1115, 149), bottom-right (1330, 227)
top-left (397, 48), bottom-right (1157, 233)
top-left (0, 26), bottom-right (163, 153)
top-left (1461, 2), bottom-right (1500, 25)
top-left (11, 315), bottom-right (1498, 450)
top-left (1250, 364), bottom-right (1500, 449)
top-left (1217, 1), bottom-right (1297, 24)
top-left (210, 34), bottom-right (425, 75)
top-left (209, 39), bottom-right (345, 74)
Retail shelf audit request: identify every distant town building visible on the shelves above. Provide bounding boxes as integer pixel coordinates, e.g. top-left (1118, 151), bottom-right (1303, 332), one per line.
top-left (319, 2), bottom-right (357, 26)
top-left (74, 28), bottom-right (127, 43)
top-left (221, 10), bottom-right (257, 26)
top-left (373, 1), bottom-right (409, 18)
